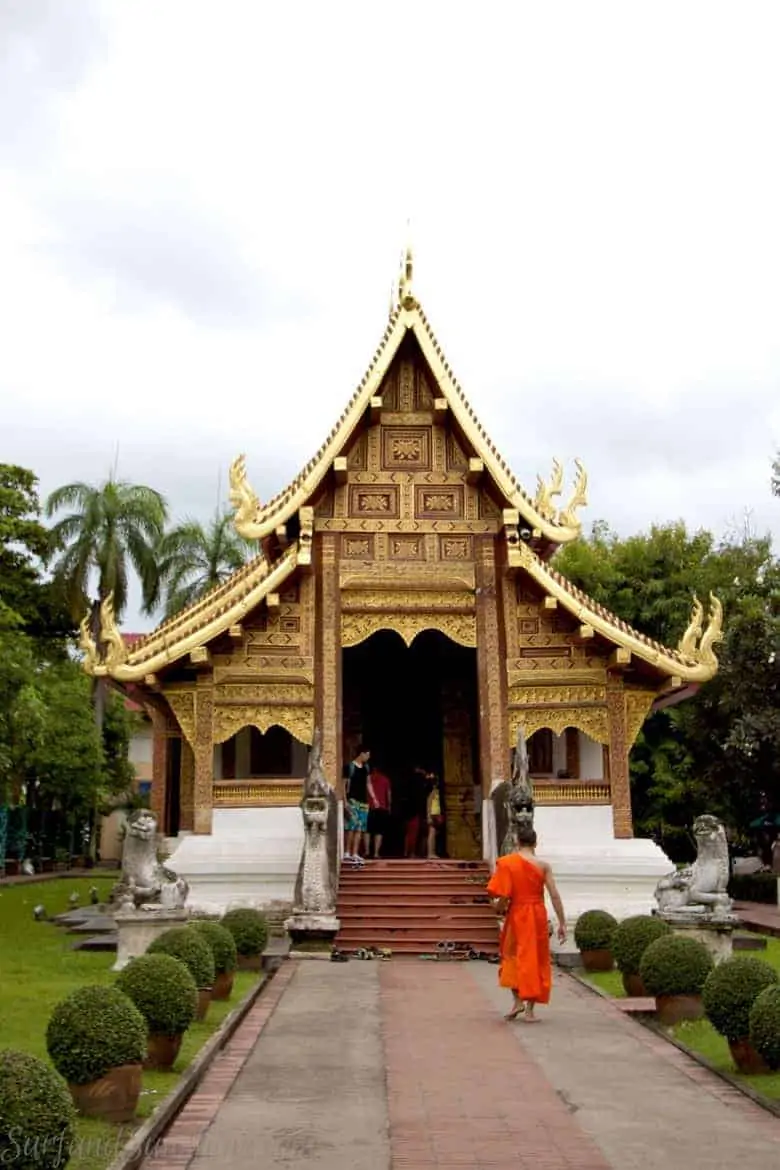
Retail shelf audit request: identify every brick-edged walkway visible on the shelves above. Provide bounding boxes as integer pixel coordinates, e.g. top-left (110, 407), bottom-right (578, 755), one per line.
top-left (138, 962), bottom-right (295, 1169)
top-left (381, 962), bottom-right (610, 1169)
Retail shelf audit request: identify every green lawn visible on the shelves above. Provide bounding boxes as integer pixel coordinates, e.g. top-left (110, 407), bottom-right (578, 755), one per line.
top-left (0, 877), bottom-right (262, 1170)
top-left (579, 935), bottom-right (780, 1101)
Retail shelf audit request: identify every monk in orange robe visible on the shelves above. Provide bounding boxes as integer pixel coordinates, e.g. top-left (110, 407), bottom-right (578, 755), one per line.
top-left (486, 825), bottom-right (567, 1022)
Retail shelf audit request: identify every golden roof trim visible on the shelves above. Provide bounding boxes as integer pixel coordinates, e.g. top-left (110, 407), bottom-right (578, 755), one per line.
top-left (230, 297), bottom-right (588, 543)
top-left (81, 545), bottom-right (300, 682)
top-left (513, 541), bottom-right (722, 683)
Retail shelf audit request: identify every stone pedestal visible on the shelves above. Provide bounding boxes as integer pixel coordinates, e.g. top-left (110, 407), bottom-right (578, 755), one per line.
top-left (661, 916), bottom-right (737, 964)
top-left (112, 908), bottom-right (188, 971)
top-left (284, 912), bottom-right (340, 945)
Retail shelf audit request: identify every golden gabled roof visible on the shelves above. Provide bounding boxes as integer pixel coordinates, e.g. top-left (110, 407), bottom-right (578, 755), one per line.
top-left (81, 543), bottom-right (300, 682)
top-left (229, 248), bottom-right (588, 543)
top-left (513, 541), bottom-right (723, 683)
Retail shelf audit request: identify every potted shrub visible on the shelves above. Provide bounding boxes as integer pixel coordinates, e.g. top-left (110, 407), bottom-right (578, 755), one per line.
top-left (46, 985), bottom-right (146, 1123)
top-left (0, 1048), bottom-right (76, 1170)
top-left (702, 956), bottom-right (778, 1073)
top-left (116, 953), bottom-right (198, 1070)
top-left (148, 927), bottom-right (215, 1020)
top-left (221, 908), bottom-right (269, 971)
top-left (611, 915), bottom-right (671, 996)
top-left (749, 985), bottom-right (780, 1071)
top-left (190, 920), bottom-right (238, 1000)
top-left (639, 934), bottom-right (714, 1025)
top-left (574, 910), bottom-right (618, 972)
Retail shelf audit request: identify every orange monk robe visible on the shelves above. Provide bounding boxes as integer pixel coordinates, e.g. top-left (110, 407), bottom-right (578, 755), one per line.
top-left (486, 853), bottom-right (552, 1004)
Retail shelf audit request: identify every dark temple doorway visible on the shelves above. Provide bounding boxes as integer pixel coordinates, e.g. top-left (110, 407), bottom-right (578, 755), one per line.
top-left (342, 629), bottom-right (481, 858)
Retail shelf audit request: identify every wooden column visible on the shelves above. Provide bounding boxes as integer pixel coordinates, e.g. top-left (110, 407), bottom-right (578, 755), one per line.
top-left (315, 532), bottom-right (343, 793)
top-left (565, 727), bottom-right (580, 778)
top-left (149, 708), bottom-right (168, 828)
top-left (193, 675), bottom-right (214, 835)
top-left (475, 536), bottom-right (509, 795)
top-left (179, 741), bottom-right (195, 832)
top-left (606, 672), bottom-right (633, 838)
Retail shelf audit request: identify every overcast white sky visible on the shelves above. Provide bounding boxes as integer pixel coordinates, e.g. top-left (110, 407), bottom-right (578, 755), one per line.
top-left (2, 1), bottom-right (779, 629)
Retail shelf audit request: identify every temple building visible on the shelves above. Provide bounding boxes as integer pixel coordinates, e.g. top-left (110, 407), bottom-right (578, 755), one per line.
top-left (81, 251), bottom-right (722, 923)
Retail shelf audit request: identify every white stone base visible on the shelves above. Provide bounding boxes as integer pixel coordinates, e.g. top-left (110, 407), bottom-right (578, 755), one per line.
top-left (165, 808), bottom-right (304, 916)
top-left (664, 919), bottom-right (735, 964)
top-left (112, 908), bottom-right (188, 971)
top-left (533, 805), bottom-right (675, 955)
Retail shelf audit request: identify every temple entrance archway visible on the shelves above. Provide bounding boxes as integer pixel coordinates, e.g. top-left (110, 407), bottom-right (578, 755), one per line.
top-left (342, 629), bottom-right (481, 859)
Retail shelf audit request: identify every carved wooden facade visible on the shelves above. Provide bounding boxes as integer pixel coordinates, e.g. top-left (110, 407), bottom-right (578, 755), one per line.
top-left (81, 252), bottom-right (722, 849)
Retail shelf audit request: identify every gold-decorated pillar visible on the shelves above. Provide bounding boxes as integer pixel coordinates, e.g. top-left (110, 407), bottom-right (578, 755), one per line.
top-left (315, 532), bottom-right (343, 793)
top-left (606, 672), bottom-right (633, 838)
top-left (193, 675), bottom-right (214, 834)
top-left (475, 535), bottom-right (509, 794)
top-left (179, 741), bottom-right (195, 832)
top-left (149, 707), bottom-right (169, 830)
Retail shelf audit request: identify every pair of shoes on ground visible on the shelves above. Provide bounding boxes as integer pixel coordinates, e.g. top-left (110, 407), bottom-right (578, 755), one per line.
top-left (342, 854), bottom-right (365, 866)
top-left (354, 946), bottom-right (391, 961)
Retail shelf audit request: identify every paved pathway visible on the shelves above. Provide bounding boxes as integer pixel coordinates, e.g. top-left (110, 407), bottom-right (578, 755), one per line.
top-left (147, 959), bottom-right (780, 1170)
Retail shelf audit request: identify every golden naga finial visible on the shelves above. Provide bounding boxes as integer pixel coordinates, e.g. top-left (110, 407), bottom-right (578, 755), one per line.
top-left (229, 454), bottom-right (261, 538)
top-left (696, 593), bottom-right (723, 670)
top-left (397, 240), bottom-right (417, 311)
top-left (534, 458), bottom-right (565, 521)
top-left (78, 613), bottom-right (99, 675)
top-left (99, 592), bottom-right (127, 671)
top-left (678, 596), bottom-right (704, 658)
top-left (557, 459), bottom-right (588, 529)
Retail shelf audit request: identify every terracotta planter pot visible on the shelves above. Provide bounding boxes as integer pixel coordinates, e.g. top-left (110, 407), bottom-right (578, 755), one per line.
top-left (728, 1038), bottom-right (771, 1075)
top-left (212, 971), bottom-right (235, 1001)
top-left (196, 988), bottom-right (212, 1021)
top-left (69, 1063), bottom-right (142, 1123)
top-left (655, 994), bottom-right (704, 1026)
top-left (145, 1033), bottom-right (183, 1071)
top-left (622, 972), bottom-right (647, 997)
top-left (236, 953), bottom-right (263, 972)
top-left (580, 949), bottom-right (614, 973)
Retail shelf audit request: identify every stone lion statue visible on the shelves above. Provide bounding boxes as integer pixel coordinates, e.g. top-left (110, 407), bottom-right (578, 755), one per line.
top-left (655, 814), bottom-right (733, 920)
top-left (113, 809), bottom-right (188, 911)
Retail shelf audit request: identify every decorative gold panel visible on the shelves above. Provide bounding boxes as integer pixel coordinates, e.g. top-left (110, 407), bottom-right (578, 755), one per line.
top-left (508, 705), bottom-right (609, 745)
top-left (214, 682), bottom-right (314, 704)
top-left (341, 589), bottom-right (474, 612)
top-left (440, 535), bottom-right (473, 560)
top-left (166, 690), bottom-right (195, 746)
top-left (534, 782), bottom-right (612, 806)
top-left (388, 535), bottom-right (426, 561)
top-left (341, 611), bottom-right (477, 649)
top-left (212, 704), bottom-right (314, 745)
top-left (381, 427), bottom-right (432, 470)
top-left (349, 485), bottom-right (400, 517)
top-left (342, 535), bottom-right (374, 559)
top-left (415, 485), bottom-right (464, 519)
top-left (508, 685), bottom-right (607, 706)
top-left (213, 781), bottom-right (303, 808)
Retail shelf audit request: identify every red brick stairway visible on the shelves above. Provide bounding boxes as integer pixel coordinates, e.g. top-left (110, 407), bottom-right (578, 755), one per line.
top-left (335, 858), bottom-right (499, 956)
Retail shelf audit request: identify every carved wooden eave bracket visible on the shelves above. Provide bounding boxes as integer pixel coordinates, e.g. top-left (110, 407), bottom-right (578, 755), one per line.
top-left (80, 545), bottom-right (300, 682)
top-left (228, 258), bottom-right (588, 544)
top-left (510, 541), bottom-right (723, 684)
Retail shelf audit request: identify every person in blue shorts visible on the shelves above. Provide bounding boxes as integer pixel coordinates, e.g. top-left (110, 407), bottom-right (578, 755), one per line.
top-left (344, 745), bottom-right (371, 862)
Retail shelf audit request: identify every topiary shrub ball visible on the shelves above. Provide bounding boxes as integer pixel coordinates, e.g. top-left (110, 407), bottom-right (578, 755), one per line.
top-left (574, 910), bottom-right (618, 952)
top-left (702, 956), bottom-right (778, 1042)
top-left (189, 920), bottom-right (238, 974)
top-left (639, 934), bottom-right (714, 998)
top-left (0, 1049), bottom-right (77, 1170)
top-left (46, 985), bottom-right (146, 1086)
top-left (749, 985), bottom-right (780, 1069)
top-left (611, 915), bottom-right (672, 976)
top-left (116, 953), bottom-right (198, 1036)
top-left (221, 908), bottom-right (269, 957)
top-left (147, 927), bottom-right (215, 990)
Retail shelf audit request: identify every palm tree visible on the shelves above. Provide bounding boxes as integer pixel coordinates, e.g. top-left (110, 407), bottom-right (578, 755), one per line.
top-left (158, 509), bottom-right (254, 618)
top-left (46, 479), bottom-right (168, 623)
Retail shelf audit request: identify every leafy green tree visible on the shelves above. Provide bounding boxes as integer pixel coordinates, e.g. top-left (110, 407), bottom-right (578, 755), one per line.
top-left (157, 509), bottom-right (253, 617)
top-left (45, 478), bottom-right (168, 623)
top-left (555, 522), bottom-right (780, 849)
top-left (772, 452), bottom-right (779, 498)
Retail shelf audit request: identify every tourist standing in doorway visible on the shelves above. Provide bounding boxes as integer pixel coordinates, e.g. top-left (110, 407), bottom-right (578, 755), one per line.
top-left (426, 772), bottom-right (444, 858)
top-left (486, 825), bottom-right (566, 1023)
top-left (403, 765), bottom-right (429, 858)
top-left (344, 746), bottom-right (371, 862)
top-left (367, 762), bottom-right (392, 859)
